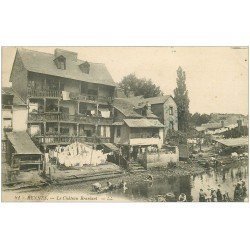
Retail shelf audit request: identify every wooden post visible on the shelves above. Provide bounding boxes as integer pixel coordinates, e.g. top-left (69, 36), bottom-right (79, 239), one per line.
top-left (96, 103), bottom-right (99, 116)
top-left (42, 149), bottom-right (46, 175)
top-left (44, 76), bottom-right (47, 90)
top-left (43, 122), bottom-right (46, 145)
top-left (58, 99), bottom-right (60, 113)
top-left (76, 123), bottom-right (79, 137)
top-left (44, 98), bottom-right (46, 113)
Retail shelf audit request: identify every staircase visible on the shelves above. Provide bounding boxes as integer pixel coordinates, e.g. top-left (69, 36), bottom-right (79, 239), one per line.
top-left (128, 161), bottom-right (146, 173)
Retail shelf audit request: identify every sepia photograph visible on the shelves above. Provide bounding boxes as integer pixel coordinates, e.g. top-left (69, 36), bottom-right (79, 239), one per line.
top-left (1, 46), bottom-right (248, 202)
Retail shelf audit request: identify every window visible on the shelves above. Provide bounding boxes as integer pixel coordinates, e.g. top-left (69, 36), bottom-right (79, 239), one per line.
top-left (2, 141), bottom-right (6, 153)
top-left (81, 83), bottom-right (88, 94)
top-left (169, 107), bottom-right (173, 115)
top-left (79, 61), bottom-right (90, 74)
top-left (85, 130), bottom-right (92, 137)
top-left (55, 56), bottom-right (66, 70)
top-left (3, 119), bottom-right (12, 129)
top-left (169, 121), bottom-right (174, 130)
top-left (117, 127), bottom-right (121, 138)
top-left (106, 126), bottom-right (110, 138)
top-left (100, 126), bottom-right (111, 138)
top-left (60, 127), bottom-right (70, 134)
top-left (59, 60), bottom-right (66, 70)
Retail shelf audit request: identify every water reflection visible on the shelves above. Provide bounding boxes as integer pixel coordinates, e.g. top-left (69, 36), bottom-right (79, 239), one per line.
top-left (114, 165), bottom-right (248, 202)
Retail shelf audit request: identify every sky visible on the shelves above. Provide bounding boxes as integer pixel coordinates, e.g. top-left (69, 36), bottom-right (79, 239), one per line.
top-left (2, 46), bottom-right (248, 115)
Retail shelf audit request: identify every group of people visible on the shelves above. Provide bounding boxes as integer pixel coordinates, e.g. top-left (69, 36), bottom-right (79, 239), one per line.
top-left (234, 180), bottom-right (247, 202)
top-left (199, 186), bottom-right (226, 202)
top-left (92, 180), bottom-right (127, 193)
top-left (199, 180), bottom-right (247, 202)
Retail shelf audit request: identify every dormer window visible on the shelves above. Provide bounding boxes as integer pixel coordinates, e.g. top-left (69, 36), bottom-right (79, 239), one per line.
top-left (79, 61), bottom-right (90, 74)
top-left (54, 55), bottom-right (66, 70)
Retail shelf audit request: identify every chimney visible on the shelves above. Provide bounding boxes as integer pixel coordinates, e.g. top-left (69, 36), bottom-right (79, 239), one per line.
top-left (146, 102), bottom-right (152, 116)
top-left (221, 120), bottom-right (225, 127)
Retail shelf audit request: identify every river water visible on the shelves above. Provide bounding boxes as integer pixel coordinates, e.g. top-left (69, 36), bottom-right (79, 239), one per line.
top-left (12, 160), bottom-right (248, 202)
top-left (111, 164), bottom-right (249, 202)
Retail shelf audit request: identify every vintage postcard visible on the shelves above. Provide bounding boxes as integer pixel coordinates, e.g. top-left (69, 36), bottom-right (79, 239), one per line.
top-left (1, 46), bottom-right (248, 202)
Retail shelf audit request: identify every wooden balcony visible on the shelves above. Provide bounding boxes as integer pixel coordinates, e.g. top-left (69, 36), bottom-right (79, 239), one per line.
top-left (76, 115), bottom-right (113, 125)
top-left (28, 113), bottom-right (59, 122)
top-left (29, 113), bottom-right (77, 122)
top-left (59, 113), bottom-right (77, 123)
top-left (28, 88), bottom-right (61, 98)
top-left (70, 92), bottom-right (113, 103)
top-left (32, 134), bottom-right (111, 145)
top-left (28, 113), bottom-right (113, 125)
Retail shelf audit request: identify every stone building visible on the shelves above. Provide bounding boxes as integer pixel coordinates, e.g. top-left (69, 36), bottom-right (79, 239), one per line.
top-left (125, 95), bottom-right (178, 140)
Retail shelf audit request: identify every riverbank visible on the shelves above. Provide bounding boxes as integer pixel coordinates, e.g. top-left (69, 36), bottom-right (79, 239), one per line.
top-left (2, 155), bottom-right (248, 202)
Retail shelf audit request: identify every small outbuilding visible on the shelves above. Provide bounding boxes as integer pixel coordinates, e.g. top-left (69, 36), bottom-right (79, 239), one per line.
top-left (213, 137), bottom-right (248, 155)
top-left (6, 132), bottom-right (43, 171)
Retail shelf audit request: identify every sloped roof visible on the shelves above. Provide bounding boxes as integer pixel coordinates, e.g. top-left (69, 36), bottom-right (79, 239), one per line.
top-left (201, 122), bottom-right (222, 129)
top-left (112, 121), bottom-right (124, 126)
top-left (126, 96), bottom-right (145, 106)
top-left (113, 98), bottom-right (142, 118)
top-left (6, 132), bottom-right (42, 155)
top-left (2, 87), bottom-right (14, 95)
top-left (102, 143), bottom-right (119, 152)
top-left (2, 87), bottom-right (26, 106)
top-left (195, 126), bottom-right (207, 132)
top-left (124, 118), bottom-right (164, 128)
top-left (146, 113), bottom-right (159, 119)
top-left (127, 95), bottom-right (172, 107)
top-left (11, 48), bottom-right (116, 87)
top-left (215, 137), bottom-right (248, 147)
top-left (144, 95), bottom-right (171, 105)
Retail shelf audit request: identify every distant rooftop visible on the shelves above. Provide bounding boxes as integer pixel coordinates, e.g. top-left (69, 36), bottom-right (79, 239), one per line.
top-left (214, 137), bottom-right (248, 147)
top-left (2, 87), bottom-right (26, 106)
top-left (126, 95), bottom-right (172, 107)
top-left (113, 98), bottom-right (143, 118)
top-left (124, 118), bottom-right (164, 128)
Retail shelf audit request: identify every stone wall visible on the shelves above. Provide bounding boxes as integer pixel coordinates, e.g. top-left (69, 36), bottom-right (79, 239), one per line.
top-left (139, 146), bottom-right (179, 169)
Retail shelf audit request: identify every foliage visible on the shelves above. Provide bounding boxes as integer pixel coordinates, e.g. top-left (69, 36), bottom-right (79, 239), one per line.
top-left (174, 67), bottom-right (190, 132)
top-left (222, 126), bottom-right (248, 138)
top-left (166, 130), bottom-right (188, 146)
top-left (118, 73), bottom-right (163, 98)
top-left (190, 112), bottom-right (211, 126)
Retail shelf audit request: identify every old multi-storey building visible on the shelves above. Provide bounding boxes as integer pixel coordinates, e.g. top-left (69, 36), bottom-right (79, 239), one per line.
top-left (125, 95), bottom-right (178, 140)
top-left (10, 48), bottom-right (116, 151)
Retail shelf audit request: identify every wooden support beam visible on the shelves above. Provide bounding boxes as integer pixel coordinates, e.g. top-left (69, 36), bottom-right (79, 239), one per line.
top-left (76, 124), bottom-right (79, 137)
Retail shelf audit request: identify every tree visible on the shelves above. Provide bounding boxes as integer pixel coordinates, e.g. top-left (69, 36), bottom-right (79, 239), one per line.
top-left (190, 112), bottom-right (211, 126)
top-left (118, 73), bottom-right (163, 98)
top-left (174, 67), bottom-right (190, 132)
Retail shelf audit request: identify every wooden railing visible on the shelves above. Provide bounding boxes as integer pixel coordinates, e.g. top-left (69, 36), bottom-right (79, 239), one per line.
top-left (130, 133), bottom-right (160, 139)
top-left (70, 93), bottom-right (113, 103)
top-left (33, 135), bottom-right (111, 144)
top-left (76, 115), bottom-right (113, 125)
top-left (60, 113), bottom-right (77, 122)
top-left (29, 113), bottom-right (76, 122)
top-left (29, 113), bottom-right (113, 125)
top-left (28, 88), bottom-right (61, 98)
top-left (29, 113), bottom-right (59, 122)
